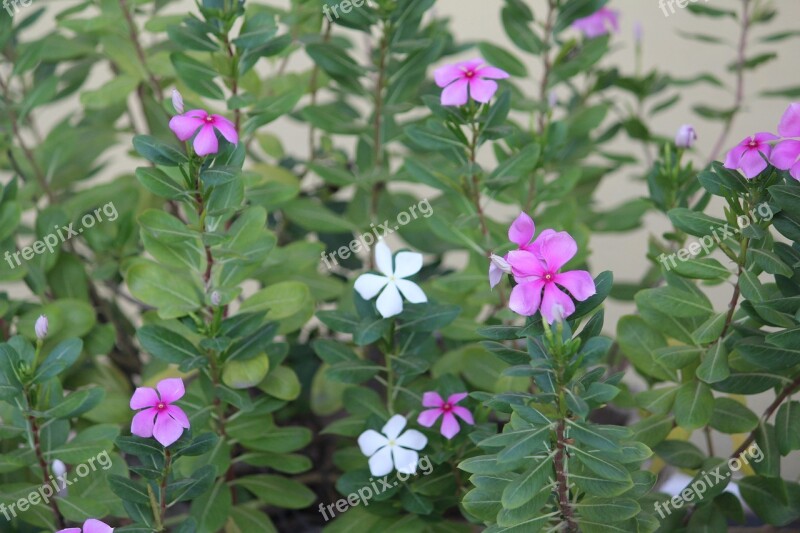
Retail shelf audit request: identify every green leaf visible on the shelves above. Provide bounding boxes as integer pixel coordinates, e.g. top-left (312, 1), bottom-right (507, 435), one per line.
top-left (739, 477), bottom-right (800, 526)
top-left (696, 341), bottom-right (730, 384)
top-left (232, 475), bottom-right (315, 509)
top-left (326, 360), bottom-right (382, 384)
top-left (674, 380), bottom-right (714, 429)
top-left (171, 52), bottom-right (224, 99)
top-left (137, 325), bottom-right (199, 364)
top-left (109, 475), bottom-right (150, 504)
top-left (42, 388), bottom-right (104, 419)
top-left (132, 135), bottom-right (187, 166)
top-left (477, 42), bottom-right (527, 77)
top-left (32, 338), bottom-right (83, 383)
top-left (577, 497), bottom-right (640, 522)
top-left (501, 452), bottom-right (554, 509)
top-left (126, 261), bottom-right (203, 318)
top-left (636, 286), bottom-right (713, 319)
top-left (223, 354), bottom-right (270, 389)
top-left (239, 281), bottom-right (311, 320)
top-left (775, 401), bottom-right (800, 455)
top-left (135, 167), bottom-right (185, 200)
top-left (616, 316), bottom-right (674, 381)
top-left (630, 415), bottom-right (673, 448)
top-left (653, 440), bottom-right (705, 468)
top-left (667, 208), bottom-right (730, 239)
top-left (709, 397), bottom-right (758, 434)
top-left (257, 365), bottom-right (299, 400)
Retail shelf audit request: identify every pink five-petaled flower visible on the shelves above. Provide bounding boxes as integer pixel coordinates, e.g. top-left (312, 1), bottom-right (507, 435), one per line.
top-left (169, 109), bottom-right (238, 157)
top-left (572, 7), bottom-right (620, 39)
top-left (505, 217), bottom-right (596, 323)
top-left (771, 102), bottom-right (800, 181)
top-left (57, 518), bottom-right (114, 533)
top-left (130, 378), bottom-right (190, 447)
top-left (417, 392), bottom-right (474, 439)
top-left (723, 132), bottom-right (779, 179)
top-left (434, 59), bottom-right (509, 107)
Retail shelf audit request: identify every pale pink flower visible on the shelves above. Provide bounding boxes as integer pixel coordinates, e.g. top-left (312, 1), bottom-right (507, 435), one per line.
top-left (675, 125), bottom-right (697, 149)
top-left (572, 7), bottom-right (620, 38)
top-left (57, 518), bottom-right (114, 533)
top-left (171, 89), bottom-right (184, 114)
top-left (724, 132), bottom-right (779, 179)
top-left (771, 102), bottom-right (800, 181)
top-left (130, 378), bottom-right (190, 447)
top-left (434, 59), bottom-right (509, 106)
top-left (506, 221), bottom-right (596, 323)
top-left (169, 109), bottom-right (238, 157)
top-left (417, 392), bottom-right (473, 439)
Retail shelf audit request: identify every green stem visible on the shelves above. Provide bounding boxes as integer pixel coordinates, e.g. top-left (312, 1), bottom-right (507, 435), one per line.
top-left (159, 448), bottom-right (172, 528)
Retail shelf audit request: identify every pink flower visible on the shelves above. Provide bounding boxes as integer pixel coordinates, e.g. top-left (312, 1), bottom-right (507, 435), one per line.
top-left (572, 7), bottom-right (620, 38)
top-left (506, 224), bottom-right (596, 323)
top-left (57, 518), bottom-right (114, 533)
top-left (723, 132), bottom-right (779, 179)
top-left (169, 109), bottom-right (238, 157)
top-left (488, 212), bottom-right (545, 289)
top-left (771, 103), bottom-right (800, 181)
top-left (417, 392), bottom-right (474, 439)
top-left (434, 59), bottom-right (509, 106)
top-left (675, 124), bottom-right (697, 149)
top-left (130, 378), bottom-right (190, 447)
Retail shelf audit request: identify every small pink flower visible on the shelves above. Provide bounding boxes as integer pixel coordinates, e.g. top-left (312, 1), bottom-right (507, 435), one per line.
top-left (488, 212), bottom-right (543, 288)
top-left (169, 109), bottom-right (238, 157)
top-left (675, 124), bottom-right (697, 149)
top-left (434, 58), bottom-right (509, 106)
top-left (130, 378), bottom-right (190, 447)
top-left (724, 132), bottom-right (779, 179)
top-left (771, 103), bottom-right (800, 181)
top-left (57, 518), bottom-right (114, 533)
top-left (506, 222), bottom-right (596, 323)
top-left (417, 392), bottom-right (473, 439)
top-left (572, 7), bottom-right (620, 39)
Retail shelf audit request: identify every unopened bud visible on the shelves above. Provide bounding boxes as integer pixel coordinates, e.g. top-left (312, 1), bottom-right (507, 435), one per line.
top-left (52, 459), bottom-right (68, 496)
top-left (548, 90), bottom-right (558, 109)
top-left (489, 254), bottom-right (513, 289)
top-left (675, 124), bottom-right (697, 149)
top-left (210, 291), bottom-right (221, 306)
top-left (551, 303), bottom-right (565, 323)
top-left (35, 315), bottom-right (48, 339)
top-left (172, 89), bottom-right (184, 114)
top-left (633, 21), bottom-right (643, 44)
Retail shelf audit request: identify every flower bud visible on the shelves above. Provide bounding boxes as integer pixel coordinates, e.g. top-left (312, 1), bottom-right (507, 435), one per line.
top-left (633, 22), bottom-right (643, 44)
top-left (35, 315), bottom-right (48, 339)
top-left (488, 254), bottom-right (513, 289)
top-left (548, 90), bottom-right (558, 109)
top-left (675, 124), bottom-right (697, 149)
top-left (551, 303), bottom-right (565, 323)
top-left (52, 459), bottom-right (68, 496)
top-left (172, 89), bottom-right (184, 114)
top-left (210, 291), bottom-right (221, 306)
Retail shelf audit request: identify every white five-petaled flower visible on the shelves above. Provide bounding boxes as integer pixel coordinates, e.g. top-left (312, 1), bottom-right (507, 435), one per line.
top-left (358, 414), bottom-right (427, 477)
top-left (354, 240), bottom-right (427, 318)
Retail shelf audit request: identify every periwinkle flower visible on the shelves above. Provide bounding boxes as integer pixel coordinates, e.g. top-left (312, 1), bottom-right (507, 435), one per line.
top-left (358, 415), bottom-right (427, 476)
top-left (417, 392), bottom-right (474, 439)
top-left (354, 240), bottom-right (427, 318)
top-left (724, 132), bottom-right (779, 179)
top-left (572, 7), bottom-right (619, 39)
top-left (434, 59), bottom-right (509, 106)
top-left (169, 109), bottom-right (238, 157)
top-left (771, 102), bottom-right (800, 181)
top-left (130, 378), bottom-right (190, 447)
top-left (57, 519), bottom-right (114, 533)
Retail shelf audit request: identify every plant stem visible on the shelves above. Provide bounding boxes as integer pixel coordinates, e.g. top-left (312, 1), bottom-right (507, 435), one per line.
top-left (554, 418), bottom-right (576, 531)
top-left (160, 448), bottom-right (172, 527)
top-left (731, 374), bottom-right (800, 459)
top-left (369, 21), bottom-right (391, 246)
top-left (537, 0), bottom-right (557, 135)
top-left (119, 0), bottom-right (163, 102)
top-left (467, 119), bottom-right (489, 239)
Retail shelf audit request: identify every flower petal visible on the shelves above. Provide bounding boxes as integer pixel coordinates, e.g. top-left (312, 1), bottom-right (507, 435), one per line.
top-left (153, 411), bottom-right (185, 447)
top-left (382, 414), bottom-right (408, 440)
top-left (540, 283), bottom-right (576, 324)
top-left (358, 429), bottom-right (389, 456)
top-left (739, 149), bottom-right (768, 179)
top-left (771, 140), bottom-right (800, 170)
top-left (452, 406), bottom-right (474, 425)
top-left (441, 78), bottom-right (469, 106)
top-left (193, 124), bottom-right (219, 156)
top-left (447, 392), bottom-right (468, 405)
top-left (509, 279), bottom-right (545, 316)
top-left (375, 281), bottom-right (403, 318)
top-left (753, 132), bottom-right (779, 143)
top-left (508, 212), bottom-right (534, 247)
top-left (168, 114), bottom-right (204, 141)
top-left (83, 519), bottom-right (114, 533)
top-left (396, 429), bottom-right (427, 450)
top-left (778, 103), bottom-right (800, 137)
top-left (537, 231), bottom-right (578, 271)
top-left (393, 251), bottom-right (423, 278)
top-left (507, 250), bottom-right (547, 278)
top-left (554, 270), bottom-right (596, 301)
top-left (367, 446), bottom-right (394, 477)
top-left (476, 65), bottom-right (510, 80)
top-left (417, 408), bottom-right (443, 427)
top-left (422, 391), bottom-right (445, 407)
top-left (791, 161), bottom-right (800, 182)
top-left (395, 279), bottom-right (427, 304)
top-left (131, 407), bottom-right (157, 438)
top-left (489, 263), bottom-right (503, 288)
top-left (724, 143), bottom-right (748, 169)
top-left (354, 273), bottom-right (389, 300)
top-left (440, 412), bottom-right (460, 439)
top-left (55, 529), bottom-right (81, 533)
top-left (130, 387), bottom-right (158, 409)
top-left (526, 228), bottom-right (557, 257)
top-left (211, 114), bottom-right (238, 144)
top-left (374, 239), bottom-right (393, 276)
top-left (166, 405), bottom-right (191, 429)
top-left (157, 378), bottom-right (185, 404)
top-left (468, 78), bottom-right (498, 103)
top-left (392, 446), bottom-right (419, 474)
top-left (434, 64), bottom-right (465, 88)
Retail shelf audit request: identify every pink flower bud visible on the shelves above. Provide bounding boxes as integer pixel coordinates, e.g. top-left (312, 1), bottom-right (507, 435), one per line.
top-left (633, 22), bottom-right (643, 44)
top-left (172, 89), bottom-right (184, 114)
top-left (548, 91), bottom-right (558, 109)
top-left (675, 124), bottom-right (697, 149)
top-left (35, 315), bottom-right (48, 339)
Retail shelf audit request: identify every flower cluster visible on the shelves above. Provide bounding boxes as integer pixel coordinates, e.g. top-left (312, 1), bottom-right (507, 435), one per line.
top-left (725, 102), bottom-right (800, 180)
top-left (491, 212), bottom-right (597, 323)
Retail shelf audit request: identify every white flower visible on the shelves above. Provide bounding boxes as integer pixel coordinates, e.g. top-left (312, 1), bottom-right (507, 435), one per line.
top-left (354, 240), bottom-right (427, 318)
top-left (35, 315), bottom-right (48, 339)
top-left (172, 89), bottom-right (184, 114)
top-left (675, 124), bottom-right (697, 149)
top-left (489, 254), bottom-right (512, 289)
top-left (358, 414), bottom-right (427, 476)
